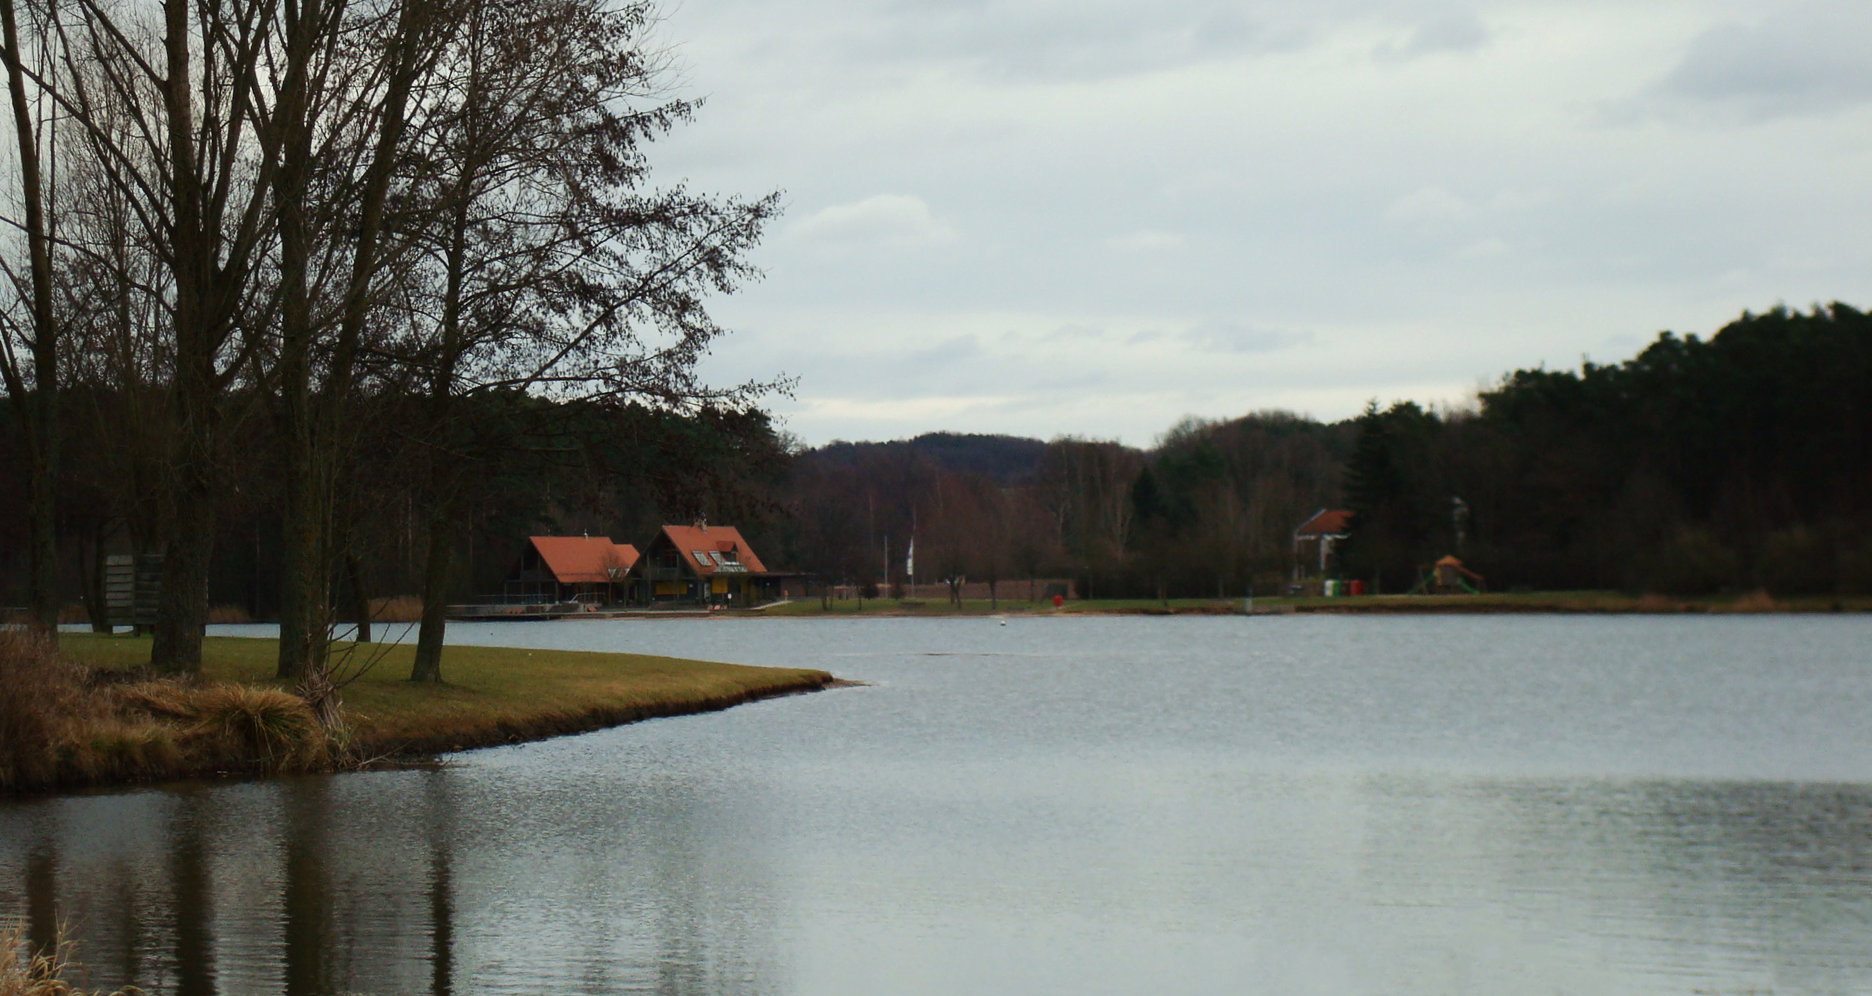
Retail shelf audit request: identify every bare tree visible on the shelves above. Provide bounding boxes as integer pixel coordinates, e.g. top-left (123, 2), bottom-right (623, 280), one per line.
top-left (396, 0), bottom-right (778, 682)
top-left (0, 0), bottom-right (64, 638)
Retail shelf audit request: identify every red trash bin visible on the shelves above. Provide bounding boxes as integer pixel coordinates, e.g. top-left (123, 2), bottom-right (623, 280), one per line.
top-left (1348, 579), bottom-right (1366, 596)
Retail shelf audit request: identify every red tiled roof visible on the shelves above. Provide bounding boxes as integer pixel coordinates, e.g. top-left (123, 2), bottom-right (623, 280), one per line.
top-left (658, 524), bottom-right (767, 575)
top-left (529, 536), bottom-right (639, 584)
top-left (1295, 508), bottom-right (1353, 537)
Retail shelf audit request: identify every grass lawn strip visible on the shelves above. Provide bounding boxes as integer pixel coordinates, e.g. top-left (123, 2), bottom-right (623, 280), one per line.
top-left (58, 633), bottom-right (834, 760)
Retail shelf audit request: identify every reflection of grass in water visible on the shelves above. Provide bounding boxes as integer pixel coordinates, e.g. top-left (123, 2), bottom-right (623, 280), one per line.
top-left (1, 920), bottom-right (132, 996)
top-left (59, 631), bottom-right (833, 764)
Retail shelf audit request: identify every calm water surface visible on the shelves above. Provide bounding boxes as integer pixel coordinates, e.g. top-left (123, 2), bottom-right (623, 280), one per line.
top-left (5, 615), bottom-right (1872, 994)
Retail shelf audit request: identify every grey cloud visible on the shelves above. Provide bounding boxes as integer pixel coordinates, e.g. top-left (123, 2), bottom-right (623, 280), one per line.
top-left (1184, 321), bottom-right (1310, 355)
top-left (1374, 7), bottom-right (1489, 62)
top-left (1645, 3), bottom-right (1872, 119)
top-left (841, 0), bottom-right (1400, 84)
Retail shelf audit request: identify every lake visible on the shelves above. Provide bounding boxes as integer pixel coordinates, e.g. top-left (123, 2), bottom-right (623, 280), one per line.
top-left (5, 614), bottom-right (1872, 994)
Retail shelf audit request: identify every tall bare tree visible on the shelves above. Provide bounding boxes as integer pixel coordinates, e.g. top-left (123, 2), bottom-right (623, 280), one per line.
top-left (395, 0), bottom-right (778, 683)
top-left (0, 0), bottom-right (63, 638)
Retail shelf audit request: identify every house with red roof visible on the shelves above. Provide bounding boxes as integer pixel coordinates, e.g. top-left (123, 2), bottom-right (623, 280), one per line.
top-left (636, 520), bottom-right (770, 607)
top-left (1293, 508), bottom-right (1352, 580)
top-left (505, 535), bottom-right (640, 606)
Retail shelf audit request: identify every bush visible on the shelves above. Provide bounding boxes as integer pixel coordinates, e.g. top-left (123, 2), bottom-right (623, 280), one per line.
top-left (1756, 525), bottom-right (1833, 595)
top-left (1638, 527), bottom-right (1740, 595)
top-left (185, 685), bottom-right (327, 773)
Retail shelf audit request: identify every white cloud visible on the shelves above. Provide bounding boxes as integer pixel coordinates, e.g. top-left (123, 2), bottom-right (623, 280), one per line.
top-left (1384, 187), bottom-right (1474, 226)
top-left (1100, 230), bottom-right (1186, 253)
top-left (1454, 236), bottom-right (1510, 260)
top-left (1374, 7), bottom-right (1490, 62)
top-left (788, 194), bottom-right (958, 249)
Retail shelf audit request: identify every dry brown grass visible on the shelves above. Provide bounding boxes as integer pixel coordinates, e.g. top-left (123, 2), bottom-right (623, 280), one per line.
top-left (1719, 588), bottom-right (1782, 613)
top-left (0, 634), bottom-right (87, 789)
top-left (0, 920), bottom-right (132, 996)
top-left (367, 595), bottom-right (424, 623)
top-left (0, 634), bottom-right (327, 794)
top-left (205, 604), bottom-right (253, 624)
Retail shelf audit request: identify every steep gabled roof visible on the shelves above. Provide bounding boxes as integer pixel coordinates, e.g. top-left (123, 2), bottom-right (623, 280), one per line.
top-left (529, 536), bottom-right (639, 584)
top-left (656, 524), bottom-right (768, 575)
top-left (1295, 508), bottom-right (1353, 538)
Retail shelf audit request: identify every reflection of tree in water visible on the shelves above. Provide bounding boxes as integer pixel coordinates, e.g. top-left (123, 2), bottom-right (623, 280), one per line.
top-left (0, 752), bottom-right (797, 995)
top-left (284, 779), bottom-right (336, 996)
top-left (166, 792), bottom-right (215, 996)
top-left (25, 838), bottom-right (57, 957)
top-left (426, 773), bottom-right (455, 996)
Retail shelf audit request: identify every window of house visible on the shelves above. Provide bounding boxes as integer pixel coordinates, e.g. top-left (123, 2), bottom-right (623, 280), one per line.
top-left (692, 550), bottom-right (713, 567)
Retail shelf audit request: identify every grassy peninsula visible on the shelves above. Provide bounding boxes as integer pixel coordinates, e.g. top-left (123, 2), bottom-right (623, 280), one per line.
top-left (0, 632), bottom-right (833, 795)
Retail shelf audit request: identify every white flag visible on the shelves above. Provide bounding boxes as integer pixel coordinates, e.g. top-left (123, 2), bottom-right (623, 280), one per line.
top-left (905, 537), bottom-right (915, 578)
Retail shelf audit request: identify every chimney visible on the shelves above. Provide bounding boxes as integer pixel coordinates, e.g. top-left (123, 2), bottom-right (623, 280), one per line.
top-left (694, 515), bottom-right (707, 531)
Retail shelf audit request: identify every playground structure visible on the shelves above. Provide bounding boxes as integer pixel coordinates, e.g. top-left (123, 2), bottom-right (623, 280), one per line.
top-left (1408, 555), bottom-right (1486, 595)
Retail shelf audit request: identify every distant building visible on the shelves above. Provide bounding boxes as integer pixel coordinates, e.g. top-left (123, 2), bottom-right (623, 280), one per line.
top-left (1293, 508), bottom-right (1352, 580)
top-left (636, 521), bottom-right (772, 607)
top-left (505, 536), bottom-right (639, 606)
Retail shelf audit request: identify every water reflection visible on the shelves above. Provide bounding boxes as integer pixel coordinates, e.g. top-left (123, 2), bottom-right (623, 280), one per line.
top-left (3, 616), bottom-right (1871, 994)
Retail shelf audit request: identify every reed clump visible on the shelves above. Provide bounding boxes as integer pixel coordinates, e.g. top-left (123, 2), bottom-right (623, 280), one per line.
top-left (0, 920), bottom-right (132, 996)
top-left (205, 603), bottom-right (253, 624)
top-left (366, 595), bottom-right (424, 623)
top-left (0, 633), bottom-right (328, 794)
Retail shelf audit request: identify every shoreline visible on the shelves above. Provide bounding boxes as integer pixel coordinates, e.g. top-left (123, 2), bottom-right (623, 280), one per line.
top-left (747, 590), bottom-right (1872, 617)
top-left (7, 634), bottom-right (837, 798)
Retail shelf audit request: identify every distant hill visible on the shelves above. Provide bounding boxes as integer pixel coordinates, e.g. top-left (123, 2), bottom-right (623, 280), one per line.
top-left (805, 432), bottom-right (1049, 484)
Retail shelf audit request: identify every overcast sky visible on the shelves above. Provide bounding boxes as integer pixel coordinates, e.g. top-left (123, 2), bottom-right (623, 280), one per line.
top-left (652, 0), bottom-right (1872, 447)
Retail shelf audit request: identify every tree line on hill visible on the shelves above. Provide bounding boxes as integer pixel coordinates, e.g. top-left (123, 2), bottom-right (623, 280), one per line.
top-left (1342, 303), bottom-right (1872, 596)
top-left (7, 298), bottom-right (1872, 683)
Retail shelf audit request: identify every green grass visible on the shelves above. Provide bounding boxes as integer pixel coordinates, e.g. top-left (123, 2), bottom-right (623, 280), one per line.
top-left (57, 633), bottom-right (834, 759)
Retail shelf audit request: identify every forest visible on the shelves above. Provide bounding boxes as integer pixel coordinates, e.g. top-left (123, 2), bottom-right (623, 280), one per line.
top-left (8, 304), bottom-right (1871, 623)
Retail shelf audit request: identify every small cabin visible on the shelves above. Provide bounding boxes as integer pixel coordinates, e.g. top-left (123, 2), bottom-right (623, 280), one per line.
top-left (636, 522), bottom-right (769, 607)
top-left (504, 536), bottom-right (640, 606)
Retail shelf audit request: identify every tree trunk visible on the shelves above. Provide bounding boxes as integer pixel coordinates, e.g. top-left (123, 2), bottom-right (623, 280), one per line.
top-left (345, 550), bottom-right (371, 644)
top-left (84, 525), bottom-right (111, 633)
top-left (275, 444), bottom-right (321, 678)
top-left (25, 431), bottom-right (57, 636)
top-left (151, 461), bottom-right (213, 672)
top-left (410, 501), bottom-right (455, 682)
